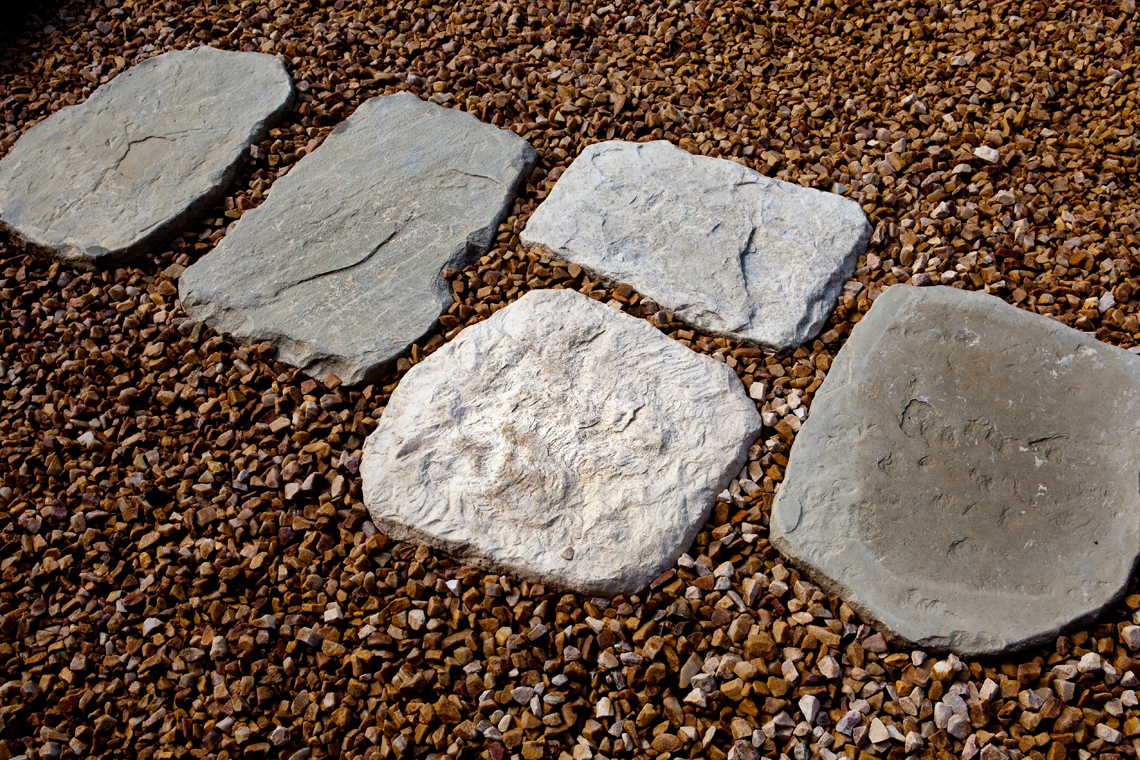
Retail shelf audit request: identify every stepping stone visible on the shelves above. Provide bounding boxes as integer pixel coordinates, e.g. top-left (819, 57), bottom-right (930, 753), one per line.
top-left (361, 288), bottom-right (762, 595)
top-left (180, 93), bottom-right (536, 386)
top-left (0, 47), bottom-right (293, 269)
top-left (520, 140), bottom-right (871, 351)
top-left (771, 285), bottom-right (1140, 656)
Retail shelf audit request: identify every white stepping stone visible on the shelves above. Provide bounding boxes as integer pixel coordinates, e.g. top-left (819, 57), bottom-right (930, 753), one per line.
top-left (361, 288), bottom-right (762, 595)
top-left (772, 284), bottom-right (1140, 656)
top-left (521, 140), bottom-right (871, 350)
top-left (180, 93), bottom-right (536, 386)
top-left (0, 47), bottom-right (293, 269)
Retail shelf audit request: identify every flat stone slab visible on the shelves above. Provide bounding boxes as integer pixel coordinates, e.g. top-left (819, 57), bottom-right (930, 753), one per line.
top-left (520, 140), bottom-right (871, 350)
top-left (180, 92), bottom-right (536, 386)
top-left (771, 285), bottom-right (1140, 656)
top-left (361, 288), bottom-right (762, 595)
top-left (0, 46), bottom-right (292, 269)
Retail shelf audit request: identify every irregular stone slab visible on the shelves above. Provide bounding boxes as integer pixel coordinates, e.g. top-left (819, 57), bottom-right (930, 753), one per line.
top-left (771, 285), bottom-right (1140, 656)
top-left (520, 140), bottom-right (871, 350)
top-left (180, 92), bottom-right (536, 386)
top-left (361, 289), bottom-right (762, 595)
top-left (0, 47), bottom-right (292, 269)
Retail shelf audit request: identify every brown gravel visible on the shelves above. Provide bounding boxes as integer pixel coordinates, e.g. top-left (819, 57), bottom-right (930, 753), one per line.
top-left (1, 2), bottom-right (1140, 760)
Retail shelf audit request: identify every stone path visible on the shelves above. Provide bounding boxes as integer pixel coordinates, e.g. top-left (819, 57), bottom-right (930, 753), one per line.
top-left (0, 46), bottom-right (292, 269)
top-left (771, 284), bottom-right (1140, 656)
top-left (180, 92), bottom-right (536, 386)
top-left (360, 288), bottom-right (762, 595)
top-left (7, 55), bottom-right (1136, 655)
top-left (521, 140), bottom-right (871, 351)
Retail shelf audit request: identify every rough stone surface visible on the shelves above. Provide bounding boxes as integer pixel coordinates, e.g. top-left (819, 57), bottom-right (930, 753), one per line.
top-left (771, 284), bottom-right (1140, 656)
top-left (180, 92), bottom-right (536, 386)
top-left (361, 288), bottom-right (762, 595)
top-left (0, 47), bottom-right (292, 268)
top-left (520, 140), bottom-right (871, 350)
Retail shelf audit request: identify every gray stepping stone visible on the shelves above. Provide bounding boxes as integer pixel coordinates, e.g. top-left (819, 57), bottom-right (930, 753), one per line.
top-left (0, 47), bottom-right (293, 269)
top-left (361, 288), bottom-right (762, 595)
top-left (772, 284), bottom-right (1140, 656)
top-left (180, 92), bottom-right (536, 386)
top-left (520, 140), bottom-right (871, 351)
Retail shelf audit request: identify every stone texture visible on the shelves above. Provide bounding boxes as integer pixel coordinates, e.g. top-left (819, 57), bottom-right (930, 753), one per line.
top-left (180, 92), bottom-right (536, 386)
top-left (520, 140), bottom-right (870, 350)
top-left (361, 288), bottom-right (761, 595)
top-left (0, 47), bottom-right (292, 269)
top-left (771, 284), bottom-right (1140, 656)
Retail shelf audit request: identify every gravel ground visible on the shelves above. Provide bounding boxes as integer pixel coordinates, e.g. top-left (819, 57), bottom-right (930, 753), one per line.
top-left (1, 1), bottom-right (1139, 760)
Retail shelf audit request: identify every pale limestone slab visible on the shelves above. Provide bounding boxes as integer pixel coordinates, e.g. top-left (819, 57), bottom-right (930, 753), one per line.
top-left (521, 140), bottom-right (870, 350)
top-left (361, 289), bottom-right (762, 595)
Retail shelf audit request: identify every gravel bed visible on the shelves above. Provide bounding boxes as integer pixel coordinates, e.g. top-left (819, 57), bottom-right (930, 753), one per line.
top-left (1, 1), bottom-right (1139, 760)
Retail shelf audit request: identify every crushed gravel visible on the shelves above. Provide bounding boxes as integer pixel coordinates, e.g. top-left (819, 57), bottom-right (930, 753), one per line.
top-left (1, 1), bottom-right (1139, 760)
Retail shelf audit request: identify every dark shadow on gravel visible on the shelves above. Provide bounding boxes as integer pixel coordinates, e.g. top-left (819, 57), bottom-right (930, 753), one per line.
top-left (0, 0), bottom-right (72, 91)
top-left (0, 0), bottom-right (32, 35)
top-left (0, 0), bottom-right (65, 46)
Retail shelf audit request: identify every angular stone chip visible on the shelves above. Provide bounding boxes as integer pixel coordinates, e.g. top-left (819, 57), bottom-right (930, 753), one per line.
top-left (361, 289), bottom-right (762, 595)
top-left (772, 285), bottom-right (1140, 656)
top-left (521, 140), bottom-right (871, 351)
top-left (180, 92), bottom-right (537, 386)
top-left (0, 46), bottom-right (293, 268)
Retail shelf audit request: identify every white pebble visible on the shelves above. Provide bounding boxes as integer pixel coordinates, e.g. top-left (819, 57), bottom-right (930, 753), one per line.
top-left (867, 718), bottom-right (890, 744)
top-left (933, 702), bottom-right (951, 729)
top-left (798, 695), bottom-right (820, 723)
top-left (714, 561), bottom-right (735, 578)
top-left (905, 732), bottom-right (924, 754)
top-left (1055, 680), bottom-right (1076, 701)
top-left (1095, 723), bottom-right (1123, 744)
top-left (835, 710), bottom-right (862, 736)
top-left (818, 655), bottom-right (841, 680)
top-left (973, 145), bottom-right (1001, 164)
top-left (1078, 651), bottom-right (1103, 673)
top-left (946, 714), bottom-right (971, 740)
top-left (684, 688), bottom-right (708, 708)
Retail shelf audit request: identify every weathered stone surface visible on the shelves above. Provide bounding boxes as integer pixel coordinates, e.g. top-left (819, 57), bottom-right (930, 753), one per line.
top-left (772, 284), bottom-right (1140, 656)
top-left (361, 288), bottom-right (762, 595)
top-left (0, 47), bottom-right (292, 269)
top-left (520, 140), bottom-right (870, 350)
top-left (180, 92), bottom-right (536, 386)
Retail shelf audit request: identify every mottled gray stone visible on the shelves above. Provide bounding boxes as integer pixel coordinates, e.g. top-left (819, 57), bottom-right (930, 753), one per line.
top-left (520, 140), bottom-right (871, 350)
top-left (0, 47), bottom-right (292, 269)
top-left (772, 285), bottom-right (1140, 656)
top-left (180, 92), bottom-right (536, 386)
top-left (361, 288), bottom-right (762, 595)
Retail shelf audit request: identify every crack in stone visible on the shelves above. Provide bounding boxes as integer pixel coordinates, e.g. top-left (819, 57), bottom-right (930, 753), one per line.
top-left (452, 168), bottom-right (507, 190)
top-left (271, 213), bottom-right (413, 300)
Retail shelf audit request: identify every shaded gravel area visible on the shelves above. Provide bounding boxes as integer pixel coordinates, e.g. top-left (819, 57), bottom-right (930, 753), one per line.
top-left (1, 1), bottom-right (1139, 760)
